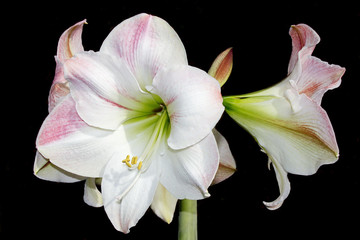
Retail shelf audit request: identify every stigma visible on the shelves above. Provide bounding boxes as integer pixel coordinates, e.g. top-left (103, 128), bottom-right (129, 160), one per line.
top-left (122, 155), bottom-right (143, 170)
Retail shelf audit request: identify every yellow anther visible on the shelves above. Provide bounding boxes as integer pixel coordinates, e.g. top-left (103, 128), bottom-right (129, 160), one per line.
top-left (125, 161), bottom-right (132, 168)
top-left (137, 161), bottom-right (143, 170)
top-left (131, 156), bottom-right (138, 165)
top-left (122, 155), bottom-right (130, 163)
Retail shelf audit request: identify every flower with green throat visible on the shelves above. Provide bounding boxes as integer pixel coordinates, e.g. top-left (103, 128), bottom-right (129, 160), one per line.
top-left (222, 24), bottom-right (345, 210)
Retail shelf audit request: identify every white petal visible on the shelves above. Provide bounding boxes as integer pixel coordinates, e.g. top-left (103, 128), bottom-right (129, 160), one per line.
top-left (84, 178), bottom-right (103, 207)
top-left (36, 95), bottom-right (118, 177)
top-left (102, 152), bottom-right (159, 233)
top-left (151, 184), bottom-right (178, 223)
top-left (224, 93), bottom-right (338, 176)
top-left (34, 151), bottom-right (85, 183)
top-left (100, 13), bottom-right (187, 90)
top-left (159, 132), bottom-right (219, 200)
top-left (64, 51), bottom-right (158, 130)
top-left (151, 65), bottom-right (224, 150)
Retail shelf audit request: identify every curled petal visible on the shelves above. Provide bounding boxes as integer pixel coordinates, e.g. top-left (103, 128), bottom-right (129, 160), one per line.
top-left (288, 24), bottom-right (320, 74)
top-left (151, 65), bottom-right (224, 150)
top-left (100, 13), bottom-right (187, 89)
top-left (57, 19), bottom-right (86, 62)
top-left (263, 158), bottom-right (291, 210)
top-left (49, 19), bottom-right (86, 111)
top-left (288, 24), bottom-right (345, 104)
top-left (208, 48), bottom-right (233, 87)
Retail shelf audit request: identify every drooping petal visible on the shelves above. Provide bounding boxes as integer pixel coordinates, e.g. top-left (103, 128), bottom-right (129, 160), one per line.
top-left (159, 132), bottom-right (219, 200)
top-left (84, 178), bottom-right (103, 207)
top-left (151, 184), bottom-right (178, 224)
top-left (150, 65), bottom-right (224, 150)
top-left (208, 48), bottom-right (233, 87)
top-left (34, 151), bottom-right (85, 183)
top-left (263, 158), bottom-right (291, 210)
top-left (102, 152), bottom-right (160, 233)
top-left (36, 95), bottom-right (121, 177)
top-left (100, 13), bottom-right (188, 89)
top-left (64, 51), bottom-right (159, 130)
top-left (287, 24), bottom-right (345, 104)
top-left (211, 129), bottom-right (236, 185)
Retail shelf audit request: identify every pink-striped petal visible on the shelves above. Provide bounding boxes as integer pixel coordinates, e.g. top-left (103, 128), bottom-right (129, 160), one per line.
top-left (49, 20), bottom-right (86, 112)
top-left (57, 19), bottom-right (86, 62)
top-left (288, 24), bottom-right (345, 104)
top-left (100, 13), bottom-right (187, 90)
top-left (36, 95), bottom-right (119, 177)
top-left (150, 65), bottom-right (224, 150)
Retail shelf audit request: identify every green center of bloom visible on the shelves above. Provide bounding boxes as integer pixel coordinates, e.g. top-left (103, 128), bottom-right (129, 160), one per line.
top-left (115, 109), bottom-right (170, 201)
top-left (121, 107), bottom-right (170, 172)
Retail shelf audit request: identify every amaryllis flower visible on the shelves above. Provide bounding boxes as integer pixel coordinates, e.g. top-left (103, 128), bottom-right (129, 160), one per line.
top-left (35, 13), bottom-right (234, 233)
top-left (223, 24), bottom-right (345, 210)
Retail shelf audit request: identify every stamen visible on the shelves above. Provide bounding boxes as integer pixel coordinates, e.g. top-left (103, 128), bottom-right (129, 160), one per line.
top-left (131, 156), bottom-right (138, 165)
top-left (125, 161), bottom-right (132, 168)
top-left (137, 161), bottom-right (143, 170)
top-left (122, 155), bottom-right (130, 163)
top-left (122, 155), bottom-right (142, 171)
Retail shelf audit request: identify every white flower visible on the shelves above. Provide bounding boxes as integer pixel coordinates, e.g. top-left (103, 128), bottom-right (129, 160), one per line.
top-left (35, 13), bottom-right (228, 233)
top-left (223, 24), bottom-right (345, 210)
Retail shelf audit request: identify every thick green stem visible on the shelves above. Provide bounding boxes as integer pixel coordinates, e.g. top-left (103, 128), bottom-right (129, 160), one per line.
top-left (178, 199), bottom-right (197, 240)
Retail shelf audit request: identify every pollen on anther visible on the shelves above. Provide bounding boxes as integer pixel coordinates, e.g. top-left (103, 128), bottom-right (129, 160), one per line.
top-left (137, 161), bottom-right (143, 170)
top-left (125, 161), bottom-right (132, 168)
top-left (122, 155), bottom-right (130, 163)
top-left (131, 156), bottom-right (138, 165)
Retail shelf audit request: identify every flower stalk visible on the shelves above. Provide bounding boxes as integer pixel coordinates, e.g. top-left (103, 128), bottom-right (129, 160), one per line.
top-left (178, 199), bottom-right (197, 240)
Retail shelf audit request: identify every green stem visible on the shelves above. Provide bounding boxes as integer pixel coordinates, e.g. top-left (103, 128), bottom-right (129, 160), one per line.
top-left (178, 199), bottom-right (197, 240)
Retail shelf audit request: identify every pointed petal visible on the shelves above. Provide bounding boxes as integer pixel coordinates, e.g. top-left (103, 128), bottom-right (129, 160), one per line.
top-left (100, 13), bottom-right (187, 89)
top-left (36, 95), bottom-right (120, 177)
top-left (263, 158), bottom-right (291, 210)
top-left (151, 184), bottom-right (178, 224)
top-left (102, 152), bottom-right (159, 233)
top-left (57, 19), bottom-right (86, 62)
top-left (84, 178), bottom-right (103, 207)
top-left (48, 20), bottom-right (86, 111)
top-left (150, 65), bottom-right (224, 149)
top-left (34, 151), bottom-right (85, 183)
top-left (211, 129), bottom-right (236, 185)
top-left (287, 24), bottom-right (345, 104)
top-left (160, 132), bottom-right (219, 200)
top-left (64, 51), bottom-right (158, 130)
top-left (208, 48), bottom-right (233, 87)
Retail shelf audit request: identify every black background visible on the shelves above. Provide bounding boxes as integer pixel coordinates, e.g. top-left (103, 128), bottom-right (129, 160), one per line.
top-left (3, 0), bottom-right (360, 238)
